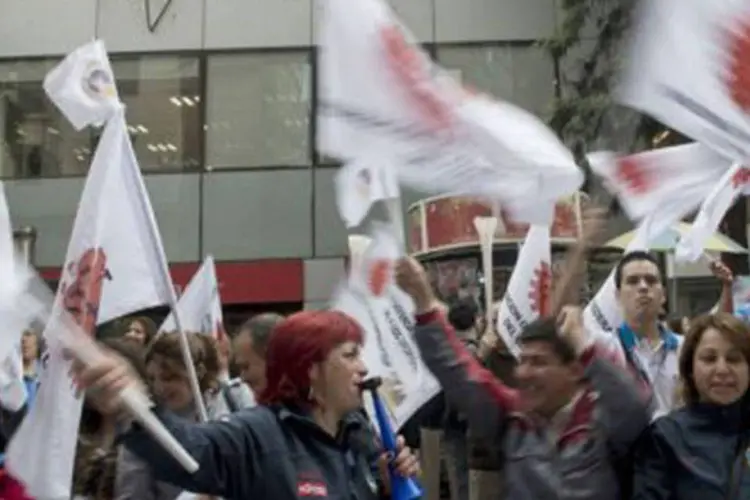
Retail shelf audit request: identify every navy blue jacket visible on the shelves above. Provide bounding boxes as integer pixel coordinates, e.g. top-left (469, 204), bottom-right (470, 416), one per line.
top-left (120, 405), bottom-right (386, 500)
top-left (632, 400), bottom-right (750, 500)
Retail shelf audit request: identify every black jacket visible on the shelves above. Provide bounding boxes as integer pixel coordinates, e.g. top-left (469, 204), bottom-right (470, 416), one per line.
top-left (121, 405), bottom-right (386, 500)
top-left (0, 404), bottom-right (26, 455)
top-left (632, 400), bottom-right (750, 500)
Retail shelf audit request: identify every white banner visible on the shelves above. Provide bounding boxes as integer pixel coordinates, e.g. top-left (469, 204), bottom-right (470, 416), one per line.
top-left (619, 0), bottom-right (750, 163)
top-left (160, 255), bottom-right (224, 339)
top-left (334, 225), bottom-right (440, 429)
top-left (676, 164), bottom-right (750, 262)
top-left (318, 0), bottom-right (583, 224)
top-left (7, 41), bottom-right (174, 499)
top-left (587, 143), bottom-right (731, 225)
top-left (336, 159), bottom-right (400, 228)
top-left (496, 225), bottom-right (551, 357)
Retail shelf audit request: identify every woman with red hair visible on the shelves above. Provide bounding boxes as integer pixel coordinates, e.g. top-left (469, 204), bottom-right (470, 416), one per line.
top-left (71, 309), bottom-right (420, 500)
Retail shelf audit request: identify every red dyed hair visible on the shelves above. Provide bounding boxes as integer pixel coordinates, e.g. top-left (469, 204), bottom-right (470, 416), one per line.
top-left (258, 310), bottom-right (363, 408)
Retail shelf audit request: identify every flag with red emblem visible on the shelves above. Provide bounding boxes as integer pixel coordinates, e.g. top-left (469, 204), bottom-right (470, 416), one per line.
top-left (618, 0), bottom-right (750, 164)
top-left (6, 41), bottom-right (175, 499)
top-left (318, 0), bottom-right (583, 225)
top-left (496, 225), bottom-right (551, 357)
top-left (587, 143), bottom-right (731, 236)
top-left (676, 163), bottom-right (750, 262)
top-left (333, 224), bottom-right (440, 428)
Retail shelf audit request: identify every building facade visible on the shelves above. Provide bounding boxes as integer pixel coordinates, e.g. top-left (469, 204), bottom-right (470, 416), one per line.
top-left (0, 0), bottom-right (597, 313)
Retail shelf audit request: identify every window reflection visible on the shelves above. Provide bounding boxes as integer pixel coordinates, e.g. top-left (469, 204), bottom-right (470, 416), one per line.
top-left (437, 44), bottom-right (556, 118)
top-left (0, 60), bottom-right (92, 178)
top-left (111, 55), bottom-right (202, 171)
top-left (206, 51), bottom-right (312, 168)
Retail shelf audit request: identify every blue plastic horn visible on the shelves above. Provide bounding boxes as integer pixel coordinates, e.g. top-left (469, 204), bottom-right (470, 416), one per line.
top-left (362, 377), bottom-right (423, 500)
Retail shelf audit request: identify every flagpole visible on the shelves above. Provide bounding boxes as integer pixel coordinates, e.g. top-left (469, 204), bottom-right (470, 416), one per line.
top-left (169, 304), bottom-right (209, 422)
top-left (473, 204), bottom-right (499, 338)
top-left (384, 197), bottom-right (405, 249)
top-left (116, 110), bottom-right (208, 423)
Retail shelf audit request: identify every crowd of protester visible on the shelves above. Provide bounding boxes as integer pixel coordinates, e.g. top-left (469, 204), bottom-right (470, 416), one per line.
top-left (0, 210), bottom-right (748, 500)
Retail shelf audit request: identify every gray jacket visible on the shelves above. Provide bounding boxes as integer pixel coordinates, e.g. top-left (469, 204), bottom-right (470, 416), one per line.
top-left (414, 309), bottom-right (650, 500)
top-left (114, 446), bottom-right (183, 500)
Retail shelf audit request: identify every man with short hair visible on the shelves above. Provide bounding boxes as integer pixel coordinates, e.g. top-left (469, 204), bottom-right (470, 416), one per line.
top-left (612, 251), bottom-right (681, 417)
top-left (397, 257), bottom-right (650, 500)
top-left (233, 313), bottom-right (284, 395)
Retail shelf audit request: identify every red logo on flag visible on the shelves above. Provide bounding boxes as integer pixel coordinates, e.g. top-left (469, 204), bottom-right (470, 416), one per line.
top-left (731, 166), bottom-right (750, 188)
top-left (614, 157), bottom-right (652, 195)
top-left (368, 259), bottom-right (391, 297)
top-left (380, 25), bottom-right (452, 130)
top-left (726, 17), bottom-right (750, 112)
top-left (297, 481), bottom-right (328, 497)
top-left (61, 248), bottom-right (112, 335)
top-left (528, 262), bottom-right (551, 316)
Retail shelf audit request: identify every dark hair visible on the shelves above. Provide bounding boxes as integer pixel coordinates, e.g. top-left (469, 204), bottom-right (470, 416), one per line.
top-left (679, 313), bottom-right (750, 406)
top-left (146, 331), bottom-right (221, 394)
top-left (80, 337), bottom-right (147, 435)
top-left (667, 316), bottom-right (686, 335)
top-left (239, 312), bottom-right (285, 356)
top-left (516, 318), bottom-right (577, 364)
top-left (614, 251), bottom-right (661, 290)
top-left (259, 310), bottom-right (363, 408)
top-left (75, 341), bottom-right (145, 499)
top-left (448, 298), bottom-right (479, 331)
top-left (125, 315), bottom-right (157, 345)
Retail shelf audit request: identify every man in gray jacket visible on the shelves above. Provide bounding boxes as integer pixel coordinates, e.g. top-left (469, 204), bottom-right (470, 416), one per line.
top-left (396, 257), bottom-right (651, 500)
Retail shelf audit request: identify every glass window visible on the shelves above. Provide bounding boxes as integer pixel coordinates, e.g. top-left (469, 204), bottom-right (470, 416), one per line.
top-left (437, 44), bottom-right (556, 118)
top-left (0, 60), bottom-right (92, 178)
top-left (111, 55), bottom-right (202, 171)
top-left (206, 51), bottom-right (312, 169)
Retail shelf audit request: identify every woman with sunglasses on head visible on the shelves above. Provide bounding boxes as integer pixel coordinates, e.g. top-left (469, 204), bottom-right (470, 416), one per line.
top-left (632, 313), bottom-right (750, 499)
top-left (71, 309), bottom-right (419, 500)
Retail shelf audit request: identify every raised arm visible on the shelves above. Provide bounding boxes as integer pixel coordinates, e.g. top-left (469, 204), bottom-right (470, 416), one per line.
top-left (414, 309), bottom-right (517, 438)
top-left (396, 258), bottom-right (517, 439)
top-left (558, 305), bottom-right (651, 457)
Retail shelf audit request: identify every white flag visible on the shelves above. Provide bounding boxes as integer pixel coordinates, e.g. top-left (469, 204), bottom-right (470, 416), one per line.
top-left (333, 225), bottom-right (440, 428)
top-left (0, 182), bottom-right (37, 411)
top-left (7, 76), bottom-right (174, 498)
top-left (496, 226), bottom-right (551, 357)
top-left (587, 143), bottom-right (732, 227)
top-left (676, 164), bottom-right (750, 262)
top-left (160, 256), bottom-right (225, 340)
top-left (336, 159), bottom-right (400, 228)
top-left (618, 0), bottom-right (750, 162)
top-left (317, 0), bottom-right (583, 224)
top-left (43, 40), bottom-right (121, 131)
